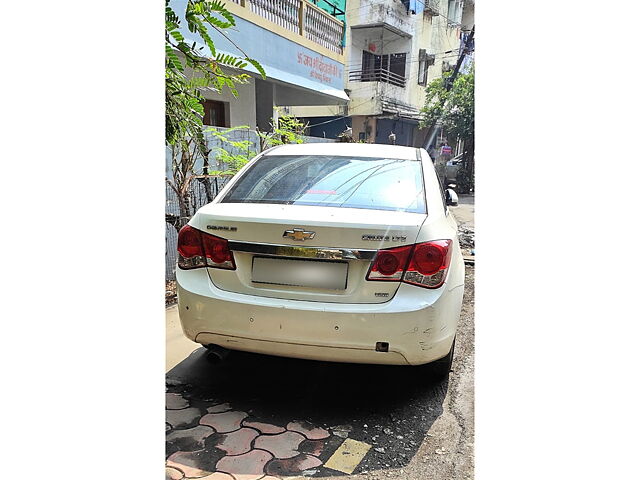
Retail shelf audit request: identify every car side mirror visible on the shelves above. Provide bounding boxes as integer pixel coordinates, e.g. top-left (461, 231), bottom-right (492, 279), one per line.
top-left (445, 188), bottom-right (459, 206)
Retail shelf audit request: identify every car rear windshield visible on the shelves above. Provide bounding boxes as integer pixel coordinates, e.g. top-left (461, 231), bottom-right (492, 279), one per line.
top-left (220, 155), bottom-right (426, 213)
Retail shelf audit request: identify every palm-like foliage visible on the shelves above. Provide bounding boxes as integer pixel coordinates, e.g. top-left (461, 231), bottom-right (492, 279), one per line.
top-left (165, 0), bottom-right (265, 158)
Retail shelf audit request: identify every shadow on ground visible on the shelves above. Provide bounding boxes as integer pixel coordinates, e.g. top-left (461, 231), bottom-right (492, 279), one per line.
top-left (166, 350), bottom-right (449, 478)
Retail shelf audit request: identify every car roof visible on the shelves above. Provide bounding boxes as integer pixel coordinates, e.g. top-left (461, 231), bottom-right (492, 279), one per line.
top-left (264, 143), bottom-right (421, 160)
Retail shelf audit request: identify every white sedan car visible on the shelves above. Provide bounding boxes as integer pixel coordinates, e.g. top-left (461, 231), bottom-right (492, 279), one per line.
top-left (176, 143), bottom-right (464, 376)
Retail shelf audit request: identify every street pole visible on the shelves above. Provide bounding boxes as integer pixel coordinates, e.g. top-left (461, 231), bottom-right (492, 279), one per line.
top-left (422, 25), bottom-right (475, 150)
top-left (445, 25), bottom-right (474, 90)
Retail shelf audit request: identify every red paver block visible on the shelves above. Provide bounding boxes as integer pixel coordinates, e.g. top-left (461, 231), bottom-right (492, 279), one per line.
top-left (166, 425), bottom-right (214, 450)
top-left (299, 439), bottom-right (325, 457)
top-left (166, 451), bottom-right (213, 478)
top-left (286, 421), bottom-right (330, 440)
top-left (254, 431), bottom-right (306, 459)
top-left (242, 421), bottom-right (286, 435)
top-left (265, 453), bottom-right (322, 476)
top-left (166, 466), bottom-right (184, 480)
top-left (196, 473), bottom-right (235, 480)
top-left (167, 407), bottom-right (201, 429)
top-left (216, 450), bottom-right (273, 480)
top-left (207, 403), bottom-right (232, 414)
top-left (216, 428), bottom-right (260, 456)
top-left (200, 411), bottom-right (248, 433)
top-left (167, 393), bottom-right (190, 410)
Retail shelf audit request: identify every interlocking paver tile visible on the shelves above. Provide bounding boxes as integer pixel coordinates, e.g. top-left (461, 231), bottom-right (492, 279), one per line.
top-left (166, 426), bottom-right (215, 451)
top-left (166, 466), bottom-right (184, 480)
top-left (254, 431), bottom-right (306, 459)
top-left (298, 439), bottom-right (325, 457)
top-left (167, 393), bottom-right (190, 410)
top-left (216, 449), bottom-right (273, 480)
top-left (196, 473), bottom-right (235, 480)
top-left (216, 427), bottom-right (260, 455)
top-left (206, 403), bottom-right (232, 414)
top-left (200, 411), bottom-right (248, 433)
top-left (167, 407), bottom-right (202, 429)
top-left (167, 451), bottom-right (213, 478)
top-left (286, 421), bottom-right (330, 440)
top-left (242, 421), bottom-right (286, 435)
top-left (265, 453), bottom-right (322, 476)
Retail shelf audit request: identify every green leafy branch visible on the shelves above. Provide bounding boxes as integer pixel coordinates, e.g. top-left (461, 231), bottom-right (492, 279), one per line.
top-left (258, 113), bottom-right (307, 149)
top-left (165, 0), bottom-right (265, 158)
top-left (207, 126), bottom-right (258, 175)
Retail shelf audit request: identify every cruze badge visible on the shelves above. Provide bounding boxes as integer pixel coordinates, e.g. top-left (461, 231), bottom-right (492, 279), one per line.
top-left (362, 234), bottom-right (407, 242)
top-left (283, 228), bottom-right (316, 241)
top-left (207, 225), bottom-right (237, 232)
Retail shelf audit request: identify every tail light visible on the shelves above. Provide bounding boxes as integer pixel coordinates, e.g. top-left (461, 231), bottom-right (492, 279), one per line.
top-left (177, 225), bottom-right (236, 270)
top-left (366, 245), bottom-right (412, 281)
top-left (366, 240), bottom-right (452, 289)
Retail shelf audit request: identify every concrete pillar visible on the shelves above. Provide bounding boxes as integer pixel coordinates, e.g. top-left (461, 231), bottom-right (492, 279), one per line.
top-left (255, 79), bottom-right (275, 132)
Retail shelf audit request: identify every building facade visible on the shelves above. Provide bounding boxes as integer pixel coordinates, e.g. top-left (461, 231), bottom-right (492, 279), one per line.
top-left (291, 0), bottom-right (469, 146)
top-left (170, 0), bottom-right (349, 132)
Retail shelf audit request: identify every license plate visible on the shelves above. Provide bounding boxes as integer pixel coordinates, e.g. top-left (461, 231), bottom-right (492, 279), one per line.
top-left (251, 256), bottom-right (348, 290)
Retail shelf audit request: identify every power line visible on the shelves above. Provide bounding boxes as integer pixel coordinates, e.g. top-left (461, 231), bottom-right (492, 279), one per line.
top-left (342, 50), bottom-right (466, 71)
top-left (299, 54), bottom-right (474, 130)
top-left (301, 97), bottom-right (376, 128)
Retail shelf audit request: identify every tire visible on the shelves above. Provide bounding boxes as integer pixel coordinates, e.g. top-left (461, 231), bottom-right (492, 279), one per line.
top-left (429, 338), bottom-right (455, 379)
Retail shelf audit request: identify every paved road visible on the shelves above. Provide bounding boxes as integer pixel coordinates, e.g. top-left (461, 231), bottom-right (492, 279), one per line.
top-left (450, 194), bottom-right (474, 228)
top-left (166, 203), bottom-right (474, 480)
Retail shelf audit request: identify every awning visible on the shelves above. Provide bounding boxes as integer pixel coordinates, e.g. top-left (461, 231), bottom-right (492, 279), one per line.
top-left (256, 64), bottom-right (349, 106)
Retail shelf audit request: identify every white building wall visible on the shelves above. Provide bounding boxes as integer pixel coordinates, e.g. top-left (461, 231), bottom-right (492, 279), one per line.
top-left (202, 77), bottom-right (257, 128)
top-left (289, 0), bottom-right (470, 146)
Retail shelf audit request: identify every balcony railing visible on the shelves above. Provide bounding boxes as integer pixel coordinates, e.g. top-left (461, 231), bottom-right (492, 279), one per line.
top-left (234, 0), bottom-right (344, 54)
top-left (304, 4), bottom-right (344, 54)
top-left (349, 68), bottom-right (406, 88)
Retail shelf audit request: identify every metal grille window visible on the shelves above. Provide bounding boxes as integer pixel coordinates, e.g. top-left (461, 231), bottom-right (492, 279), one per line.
top-left (355, 51), bottom-right (407, 88)
top-left (389, 53), bottom-right (407, 79)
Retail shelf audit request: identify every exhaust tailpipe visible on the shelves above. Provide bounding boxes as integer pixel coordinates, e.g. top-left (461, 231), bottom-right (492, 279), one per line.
top-left (204, 344), bottom-right (230, 363)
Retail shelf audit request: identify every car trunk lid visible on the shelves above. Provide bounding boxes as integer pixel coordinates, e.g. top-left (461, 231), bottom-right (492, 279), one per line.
top-left (190, 203), bottom-right (425, 304)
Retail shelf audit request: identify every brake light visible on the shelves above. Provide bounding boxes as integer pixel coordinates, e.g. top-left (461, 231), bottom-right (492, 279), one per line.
top-left (404, 240), bottom-right (452, 288)
top-left (366, 245), bottom-right (412, 281)
top-left (177, 225), bottom-right (235, 270)
top-left (366, 240), bottom-right (452, 289)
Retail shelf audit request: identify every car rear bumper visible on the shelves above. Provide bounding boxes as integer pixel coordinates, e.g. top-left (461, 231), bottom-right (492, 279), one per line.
top-left (176, 267), bottom-right (464, 366)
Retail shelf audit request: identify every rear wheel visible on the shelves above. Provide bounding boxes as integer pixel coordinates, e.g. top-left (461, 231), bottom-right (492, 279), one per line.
top-left (429, 338), bottom-right (455, 379)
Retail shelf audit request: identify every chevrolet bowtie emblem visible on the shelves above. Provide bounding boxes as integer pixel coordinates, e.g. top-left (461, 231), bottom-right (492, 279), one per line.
top-left (283, 228), bottom-right (316, 241)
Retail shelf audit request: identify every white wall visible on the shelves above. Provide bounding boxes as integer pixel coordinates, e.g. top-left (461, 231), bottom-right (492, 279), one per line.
top-left (201, 76), bottom-right (257, 128)
top-left (344, 0), bottom-right (464, 117)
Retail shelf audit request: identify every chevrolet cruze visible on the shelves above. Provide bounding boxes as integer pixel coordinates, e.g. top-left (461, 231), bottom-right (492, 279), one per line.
top-left (176, 143), bottom-right (464, 376)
